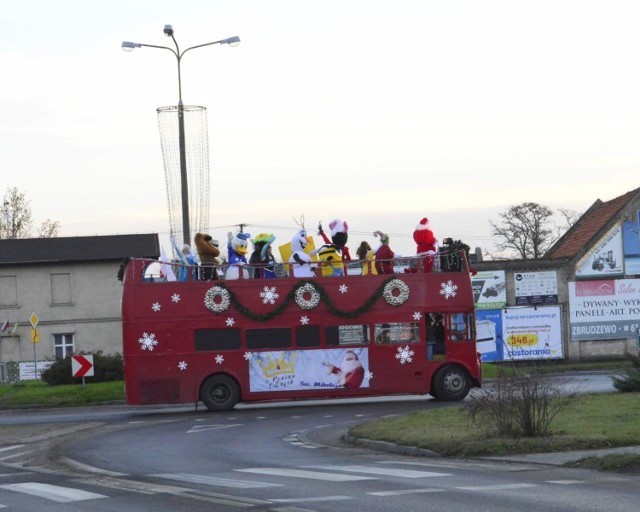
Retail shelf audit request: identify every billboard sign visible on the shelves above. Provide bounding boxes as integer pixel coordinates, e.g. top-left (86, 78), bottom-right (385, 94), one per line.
top-left (568, 279), bottom-right (640, 341)
top-left (501, 306), bottom-right (563, 360)
top-left (472, 271), bottom-right (507, 310)
top-left (514, 271), bottom-right (558, 305)
top-left (575, 223), bottom-right (623, 278)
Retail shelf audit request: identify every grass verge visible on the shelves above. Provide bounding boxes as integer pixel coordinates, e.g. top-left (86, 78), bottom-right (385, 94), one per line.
top-left (348, 392), bottom-right (640, 468)
top-left (0, 380), bottom-right (125, 408)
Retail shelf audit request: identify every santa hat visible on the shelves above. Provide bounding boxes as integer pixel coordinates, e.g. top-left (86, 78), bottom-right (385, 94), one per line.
top-left (329, 219), bottom-right (348, 238)
top-left (415, 217), bottom-right (430, 231)
top-left (373, 230), bottom-right (389, 245)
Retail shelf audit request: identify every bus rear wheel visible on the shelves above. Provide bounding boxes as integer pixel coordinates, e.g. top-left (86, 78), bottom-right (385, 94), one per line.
top-left (201, 375), bottom-right (240, 412)
top-left (432, 365), bottom-right (470, 401)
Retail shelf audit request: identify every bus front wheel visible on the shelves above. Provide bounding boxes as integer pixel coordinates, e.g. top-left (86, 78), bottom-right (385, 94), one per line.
top-left (432, 365), bottom-right (470, 401)
top-left (201, 375), bottom-right (240, 412)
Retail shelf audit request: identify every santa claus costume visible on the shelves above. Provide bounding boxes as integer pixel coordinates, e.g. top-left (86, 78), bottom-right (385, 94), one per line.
top-left (323, 350), bottom-right (365, 389)
top-left (413, 217), bottom-right (438, 273)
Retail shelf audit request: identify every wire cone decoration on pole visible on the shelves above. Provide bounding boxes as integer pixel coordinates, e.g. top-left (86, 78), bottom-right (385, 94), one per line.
top-left (157, 105), bottom-right (211, 246)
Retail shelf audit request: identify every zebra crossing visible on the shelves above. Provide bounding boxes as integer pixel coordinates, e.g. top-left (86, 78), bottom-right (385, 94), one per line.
top-left (0, 460), bottom-right (616, 508)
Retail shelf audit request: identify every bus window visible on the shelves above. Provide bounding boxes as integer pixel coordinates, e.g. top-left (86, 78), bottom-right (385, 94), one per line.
top-left (296, 325), bottom-right (321, 348)
top-left (374, 322), bottom-right (420, 344)
top-left (449, 313), bottom-right (473, 341)
top-left (246, 328), bottom-right (292, 349)
top-left (195, 328), bottom-right (241, 351)
top-left (325, 324), bottom-right (369, 346)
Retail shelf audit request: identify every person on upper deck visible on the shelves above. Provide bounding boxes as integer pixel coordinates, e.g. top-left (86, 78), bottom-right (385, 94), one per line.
top-left (413, 217), bottom-right (438, 273)
top-left (373, 230), bottom-right (395, 274)
top-left (356, 241), bottom-right (377, 275)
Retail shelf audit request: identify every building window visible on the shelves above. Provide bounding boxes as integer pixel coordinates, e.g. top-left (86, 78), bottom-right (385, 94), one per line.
top-left (0, 276), bottom-right (18, 307)
top-left (51, 273), bottom-right (72, 305)
top-left (54, 334), bottom-right (74, 359)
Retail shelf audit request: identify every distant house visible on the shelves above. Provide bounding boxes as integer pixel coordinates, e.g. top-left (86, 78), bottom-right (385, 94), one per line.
top-left (473, 187), bottom-right (640, 361)
top-left (0, 234), bottom-right (159, 371)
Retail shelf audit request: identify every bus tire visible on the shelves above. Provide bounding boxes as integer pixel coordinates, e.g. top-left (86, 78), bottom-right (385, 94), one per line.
top-left (432, 365), bottom-right (470, 401)
top-left (200, 374), bottom-right (240, 412)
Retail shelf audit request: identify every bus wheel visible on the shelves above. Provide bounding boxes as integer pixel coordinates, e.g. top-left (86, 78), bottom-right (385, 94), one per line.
top-left (432, 365), bottom-right (470, 401)
top-left (201, 375), bottom-right (240, 412)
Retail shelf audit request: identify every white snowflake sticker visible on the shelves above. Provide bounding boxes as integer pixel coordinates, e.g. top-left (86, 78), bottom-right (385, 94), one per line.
top-left (413, 311), bottom-right (422, 320)
top-left (226, 317), bottom-right (235, 327)
top-left (300, 316), bottom-right (310, 325)
top-left (395, 345), bottom-right (415, 364)
top-left (151, 302), bottom-right (161, 312)
top-left (171, 294), bottom-right (181, 303)
top-left (178, 361), bottom-right (188, 371)
top-left (260, 286), bottom-right (280, 305)
top-left (365, 370), bottom-right (374, 380)
top-left (215, 354), bottom-right (224, 364)
top-left (339, 284), bottom-right (348, 294)
top-left (440, 280), bottom-right (458, 300)
top-left (138, 332), bottom-right (158, 351)
top-left (243, 352), bottom-right (255, 361)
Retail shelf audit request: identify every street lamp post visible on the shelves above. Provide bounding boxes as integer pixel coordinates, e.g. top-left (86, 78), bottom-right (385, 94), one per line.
top-left (122, 25), bottom-right (240, 245)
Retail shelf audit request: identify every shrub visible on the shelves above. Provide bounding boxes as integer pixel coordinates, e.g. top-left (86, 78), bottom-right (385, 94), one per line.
top-left (612, 354), bottom-right (640, 392)
top-left (41, 351), bottom-right (123, 386)
top-left (463, 363), bottom-right (577, 437)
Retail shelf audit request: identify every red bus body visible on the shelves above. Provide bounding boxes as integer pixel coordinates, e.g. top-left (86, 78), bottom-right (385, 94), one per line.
top-left (121, 254), bottom-right (481, 411)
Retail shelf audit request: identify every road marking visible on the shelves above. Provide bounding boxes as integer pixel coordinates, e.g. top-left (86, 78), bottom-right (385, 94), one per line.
top-left (547, 480), bottom-right (585, 485)
top-left (236, 468), bottom-right (375, 481)
top-left (0, 446), bottom-right (24, 454)
top-left (457, 483), bottom-right (539, 492)
top-left (369, 488), bottom-right (446, 496)
top-left (386, 460), bottom-right (536, 472)
top-left (308, 465), bottom-right (450, 478)
top-left (270, 495), bottom-right (352, 503)
top-left (187, 424), bottom-right (242, 434)
top-left (0, 483), bottom-right (107, 503)
top-left (0, 451), bottom-right (33, 462)
top-left (59, 456), bottom-right (129, 477)
top-left (153, 473), bottom-right (284, 488)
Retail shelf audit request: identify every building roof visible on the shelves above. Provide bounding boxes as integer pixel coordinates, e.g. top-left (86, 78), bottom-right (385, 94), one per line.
top-left (0, 234), bottom-right (160, 266)
top-left (546, 188), bottom-right (640, 260)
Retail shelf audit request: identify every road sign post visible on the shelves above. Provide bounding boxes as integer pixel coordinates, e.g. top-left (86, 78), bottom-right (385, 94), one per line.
top-left (72, 355), bottom-right (94, 389)
top-left (29, 313), bottom-right (39, 378)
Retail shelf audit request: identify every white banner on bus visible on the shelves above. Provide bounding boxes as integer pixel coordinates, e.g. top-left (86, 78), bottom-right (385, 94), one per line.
top-left (569, 279), bottom-right (640, 341)
top-left (501, 306), bottom-right (563, 360)
top-left (248, 348), bottom-right (370, 392)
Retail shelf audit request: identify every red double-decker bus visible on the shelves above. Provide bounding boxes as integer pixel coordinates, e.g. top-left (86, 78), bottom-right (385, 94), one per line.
top-left (121, 253), bottom-right (481, 411)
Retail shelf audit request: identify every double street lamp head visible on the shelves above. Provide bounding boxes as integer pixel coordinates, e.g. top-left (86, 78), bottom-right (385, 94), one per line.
top-left (121, 25), bottom-right (240, 52)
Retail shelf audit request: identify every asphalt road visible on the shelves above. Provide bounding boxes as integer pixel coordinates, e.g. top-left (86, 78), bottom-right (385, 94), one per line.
top-left (1, 373), bottom-right (638, 512)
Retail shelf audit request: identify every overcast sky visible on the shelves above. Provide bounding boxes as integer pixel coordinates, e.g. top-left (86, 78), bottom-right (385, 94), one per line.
top-left (3, 0), bottom-right (640, 257)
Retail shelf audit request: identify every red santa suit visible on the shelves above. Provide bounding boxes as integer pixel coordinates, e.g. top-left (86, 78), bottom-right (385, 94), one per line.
top-left (413, 217), bottom-right (438, 273)
top-left (324, 350), bottom-right (365, 389)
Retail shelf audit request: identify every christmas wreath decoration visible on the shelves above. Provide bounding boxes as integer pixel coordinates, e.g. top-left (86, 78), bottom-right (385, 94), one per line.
top-left (204, 286), bottom-right (231, 313)
top-left (295, 283), bottom-right (321, 310)
top-left (203, 277), bottom-right (408, 322)
top-left (383, 279), bottom-right (410, 306)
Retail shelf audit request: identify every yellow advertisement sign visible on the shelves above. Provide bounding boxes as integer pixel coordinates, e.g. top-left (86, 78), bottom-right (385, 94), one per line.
top-left (506, 333), bottom-right (538, 347)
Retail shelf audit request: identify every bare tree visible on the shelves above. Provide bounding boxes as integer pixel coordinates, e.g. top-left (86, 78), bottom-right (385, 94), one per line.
top-left (489, 202), bottom-right (578, 260)
top-left (0, 187), bottom-right (60, 239)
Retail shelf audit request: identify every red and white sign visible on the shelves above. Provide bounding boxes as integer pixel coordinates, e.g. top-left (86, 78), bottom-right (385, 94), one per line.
top-left (72, 355), bottom-right (94, 378)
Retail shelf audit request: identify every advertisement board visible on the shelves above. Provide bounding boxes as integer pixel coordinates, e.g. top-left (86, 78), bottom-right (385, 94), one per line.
top-left (248, 348), bottom-right (370, 392)
top-left (623, 220), bottom-right (640, 276)
top-left (472, 271), bottom-right (507, 310)
top-left (575, 223), bottom-right (624, 278)
top-left (568, 279), bottom-right (640, 341)
top-left (514, 271), bottom-right (558, 305)
top-left (501, 306), bottom-right (563, 360)
top-left (475, 309), bottom-right (504, 362)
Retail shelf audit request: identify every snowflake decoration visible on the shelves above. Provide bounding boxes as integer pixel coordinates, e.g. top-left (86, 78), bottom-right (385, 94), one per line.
top-left (243, 352), bottom-right (255, 361)
top-left (300, 315), bottom-right (310, 325)
top-left (178, 361), bottom-right (188, 371)
top-left (260, 286), bottom-right (280, 305)
top-left (395, 345), bottom-right (415, 364)
top-left (440, 280), bottom-right (458, 300)
top-left (151, 302), bottom-right (161, 312)
top-left (171, 293), bottom-right (181, 303)
top-left (138, 332), bottom-right (158, 351)
top-left (365, 371), bottom-right (374, 380)
top-left (413, 311), bottom-right (422, 321)
top-left (215, 354), bottom-right (224, 364)
top-left (226, 317), bottom-right (235, 327)
top-left (339, 284), bottom-right (348, 294)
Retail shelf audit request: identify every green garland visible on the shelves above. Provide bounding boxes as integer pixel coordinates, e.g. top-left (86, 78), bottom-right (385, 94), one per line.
top-left (209, 278), bottom-right (398, 322)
